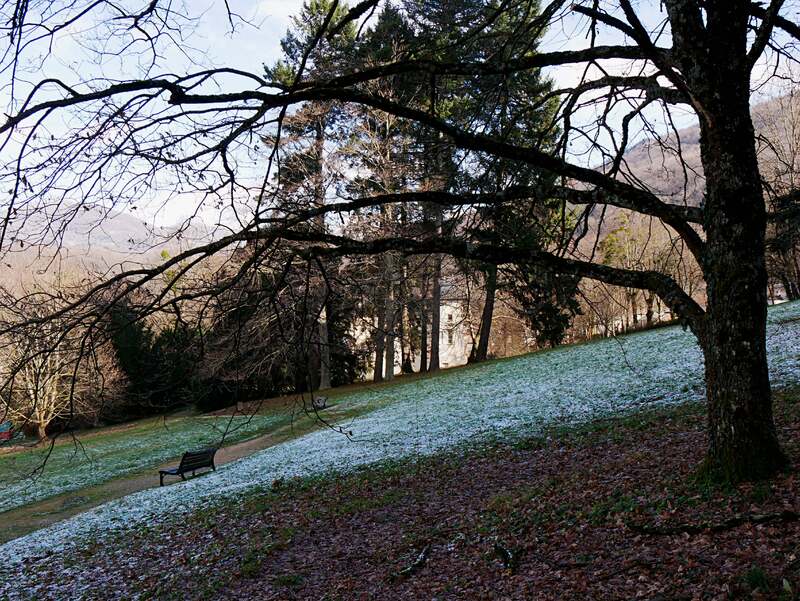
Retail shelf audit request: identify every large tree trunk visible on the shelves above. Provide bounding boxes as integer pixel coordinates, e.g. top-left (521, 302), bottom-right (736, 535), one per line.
top-left (702, 316), bottom-right (785, 482)
top-left (779, 274), bottom-right (795, 301)
top-left (317, 304), bottom-right (331, 390)
top-left (644, 291), bottom-right (655, 327)
top-left (400, 304), bottom-right (414, 374)
top-left (313, 118), bottom-right (332, 391)
top-left (472, 265), bottom-right (497, 363)
top-left (698, 83), bottom-right (787, 481)
top-left (384, 278), bottom-right (396, 382)
top-left (399, 262), bottom-right (414, 374)
top-left (418, 283), bottom-right (428, 374)
top-left (428, 255), bottom-right (442, 371)
top-left (373, 292), bottom-right (386, 382)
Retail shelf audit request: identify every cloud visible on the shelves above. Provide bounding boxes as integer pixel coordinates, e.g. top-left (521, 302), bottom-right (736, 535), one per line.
top-left (252, 0), bottom-right (305, 22)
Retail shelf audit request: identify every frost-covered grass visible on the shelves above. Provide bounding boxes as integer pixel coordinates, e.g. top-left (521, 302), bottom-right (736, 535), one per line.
top-left (1, 301), bottom-right (799, 589)
top-left (0, 413), bottom-right (286, 513)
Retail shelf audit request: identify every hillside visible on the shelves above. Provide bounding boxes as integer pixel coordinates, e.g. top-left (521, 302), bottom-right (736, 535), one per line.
top-left (0, 206), bottom-right (215, 289)
top-left (609, 94), bottom-right (797, 209)
top-left (0, 301), bottom-right (798, 598)
top-left (579, 93), bottom-right (799, 247)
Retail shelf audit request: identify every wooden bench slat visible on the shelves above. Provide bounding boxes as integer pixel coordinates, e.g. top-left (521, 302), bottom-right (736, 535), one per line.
top-left (159, 447), bottom-right (217, 486)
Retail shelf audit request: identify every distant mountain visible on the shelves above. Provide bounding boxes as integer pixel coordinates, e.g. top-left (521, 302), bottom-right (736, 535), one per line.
top-left (45, 207), bottom-right (213, 255)
top-left (0, 205), bottom-right (215, 289)
top-left (56, 208), bottom-right (171, 253)
top-left (578, 93), bottom-right (799, 244)
top-left (616, 124), bottom-right (704, 207)
top-left (613, 93), bottom-right (797, 210)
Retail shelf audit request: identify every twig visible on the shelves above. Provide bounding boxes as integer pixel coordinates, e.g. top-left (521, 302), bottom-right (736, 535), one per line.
top-left (627, 510), bottom-right (799, 536)
top-left (391, 544), bottom-right (432, 581)
top-left (493, 541), bottom-right (522, 573)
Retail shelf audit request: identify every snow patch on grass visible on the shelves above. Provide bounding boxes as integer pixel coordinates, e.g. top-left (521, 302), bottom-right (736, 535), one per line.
top-left (0, 414), bottom-right (284, 513)
top-left (1, 301), bottom-right (799, 595)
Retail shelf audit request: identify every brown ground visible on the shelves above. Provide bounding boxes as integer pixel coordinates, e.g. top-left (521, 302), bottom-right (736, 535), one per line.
top-left (22, 387), bottom-right (800, 600)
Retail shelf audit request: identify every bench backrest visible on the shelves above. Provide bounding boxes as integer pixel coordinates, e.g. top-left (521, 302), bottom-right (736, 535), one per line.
top-left (178, 448), bottom-right (216, 471)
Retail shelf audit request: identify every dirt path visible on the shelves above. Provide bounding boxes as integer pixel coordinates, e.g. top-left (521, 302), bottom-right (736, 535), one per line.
top-left (0, 414), bottom-right (328, 544)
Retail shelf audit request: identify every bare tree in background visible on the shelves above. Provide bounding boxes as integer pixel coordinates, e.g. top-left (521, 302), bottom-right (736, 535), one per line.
top-left (755, 88), bottom-right (800, 300)
top-left (0, 286), bottom-right (124, 441)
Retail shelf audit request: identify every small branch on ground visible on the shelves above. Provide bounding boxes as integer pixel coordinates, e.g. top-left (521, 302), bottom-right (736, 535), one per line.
top-left (493, 541), bottom-right (522, 573)
top-left (627, 510), bottom-right (800, 536)
top-left (391, 544), bottom-right (431, 581)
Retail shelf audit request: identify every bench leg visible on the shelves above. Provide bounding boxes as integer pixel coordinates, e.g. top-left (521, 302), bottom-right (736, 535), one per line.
top-left (180, 473), bottom-right (187, 481)
top-left (160, 473), bottom-right (164, 487)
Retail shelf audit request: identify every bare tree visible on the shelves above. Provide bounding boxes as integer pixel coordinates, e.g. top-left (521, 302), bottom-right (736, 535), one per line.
top-left (1, 0), bottom-right (799, 479)
top-left (0, 287), bottom-right (124, 441)
top-left (755, 88), bottom-right (800, 300)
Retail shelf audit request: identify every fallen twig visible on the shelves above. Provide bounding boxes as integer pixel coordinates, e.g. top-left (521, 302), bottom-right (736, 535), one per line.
top-left (493, 541), bottom-right (521, 572)
top-left (627, 510), bottom-right (799, 535)
top-left (391, 544), bottom-right (431, 581)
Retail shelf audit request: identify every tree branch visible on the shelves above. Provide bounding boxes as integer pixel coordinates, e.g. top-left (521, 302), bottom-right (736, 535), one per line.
top-left (281, 231), bottom-right (707, 330)
top-left (747, 0), bottom-right (786, 67)
top-left (289, 45), bottom-right (665, 92)
top-left (327, 186), bottom-right (703, 225)
top-left (750, 1), bottom-right (800, 43)
top-left (279, 86), bottom-right (706, 259)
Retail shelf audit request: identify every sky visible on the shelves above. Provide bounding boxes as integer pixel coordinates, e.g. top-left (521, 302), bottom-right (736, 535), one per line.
top-left (200, 1), bottom-right (302, 68)
top-left (0, 0), bottom-right (791, 244)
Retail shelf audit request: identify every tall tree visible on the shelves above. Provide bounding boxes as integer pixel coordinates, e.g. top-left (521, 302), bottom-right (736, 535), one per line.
top-left (3, 0), bottom-right (799, 480)
top-left (472, 264), bottom-right (497, 362)
top-left (756, 89), bottom-right (800, 301)
top-left (272, 0), bottom-right (357, 390)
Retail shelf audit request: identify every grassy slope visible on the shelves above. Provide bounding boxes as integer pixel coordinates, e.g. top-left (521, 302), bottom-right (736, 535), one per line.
top-left (0, 347), bottom-right (493, 517)
top-left (0, 413), bottom-right (280, 512)
top-left (0, 389), bottom-right (398, 530)
top-left (13, 387), bottom-right (800, 600)
top-left (0, 301), bottom-right (797, 594)
top-left (5, 301), bottom-right (796, 515)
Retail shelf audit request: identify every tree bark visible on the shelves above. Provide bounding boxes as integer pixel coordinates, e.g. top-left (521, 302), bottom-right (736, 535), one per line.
top-left (473, 265), bottom-right (497, 363)
top-left (399, 263), bottom-right (414, 374)
top-left (373, 292), bottom-right (386, 382)
top-left (418, 282), bottom-right (428, 374)
top-left (384, 266), bottom-right (396, 382)
top-left (644, 291), bottom-right (655, 327)
top-left (779, 274), bottom-right (794, 301)
top-left (429, 255), bottom-right (442, 371)
top-left (313, 118), bottom-right (332, 390)
top-left (317, 304), bottom-right (331, 390)
top-left (698, 82), bottom-right (787, 481)
top-left (400, 303), bottom-right (414, 374)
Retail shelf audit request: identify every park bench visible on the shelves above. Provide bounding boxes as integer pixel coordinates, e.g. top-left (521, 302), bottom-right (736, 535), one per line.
top-left (159, 447), bottom-right (217, 486)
